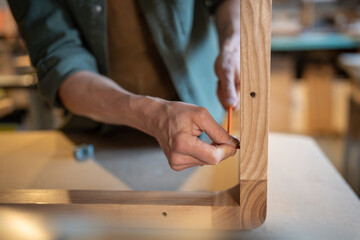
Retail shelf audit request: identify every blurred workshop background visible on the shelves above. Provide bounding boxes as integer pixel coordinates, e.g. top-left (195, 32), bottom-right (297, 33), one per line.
top-left (0, 0), bottom-right (359, 196)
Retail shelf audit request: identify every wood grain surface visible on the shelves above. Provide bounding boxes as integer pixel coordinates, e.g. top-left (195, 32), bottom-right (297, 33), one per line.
top-left (305, 64), bottom-right (334, 135)
top-left (238, 0), bottom-right (272, 229)
top-left (0, 189), bottom-right (214, 229)
top-left (240, 0), bottom-right (271, 181)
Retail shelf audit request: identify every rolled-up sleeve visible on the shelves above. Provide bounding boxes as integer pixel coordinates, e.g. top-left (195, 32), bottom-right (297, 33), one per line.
top-left (8, 0), bottom-right (99, 107)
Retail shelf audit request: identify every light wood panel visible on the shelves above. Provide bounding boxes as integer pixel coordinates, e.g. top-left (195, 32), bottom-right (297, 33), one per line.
top-left (305, 63), bottom-right (334, 135)
top-left (0, 189), bottom-right (213, 229)
top-left (270, 56), bottom-right (294, 132)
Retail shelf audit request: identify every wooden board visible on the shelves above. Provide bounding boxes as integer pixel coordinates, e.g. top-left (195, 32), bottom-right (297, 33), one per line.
top-left (238, 0), bottom-right (272, 229)
top-left (305, 63), bottom-right (334, 135)
top-left (0, 0), bottom-right (272, 231)
top-left (270, 56), bottom-right (294, 132)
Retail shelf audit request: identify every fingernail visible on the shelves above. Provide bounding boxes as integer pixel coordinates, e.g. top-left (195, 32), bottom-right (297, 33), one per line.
top-left (230, 136), bottom-right (240, 148)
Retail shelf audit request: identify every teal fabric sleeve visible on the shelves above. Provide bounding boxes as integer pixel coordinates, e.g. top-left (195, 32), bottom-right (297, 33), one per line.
top-left (8, 0), bottom-right (99, 107)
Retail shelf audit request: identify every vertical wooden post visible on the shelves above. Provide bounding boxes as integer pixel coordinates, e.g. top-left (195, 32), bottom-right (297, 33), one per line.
top-left (239, 0), bottom-right (271, 229)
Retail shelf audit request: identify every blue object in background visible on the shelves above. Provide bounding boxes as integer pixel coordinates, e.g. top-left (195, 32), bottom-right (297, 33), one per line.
top-left (74, 144), bottom-right (95, 161)
top-left (272, 32), bottom-right (360, 51)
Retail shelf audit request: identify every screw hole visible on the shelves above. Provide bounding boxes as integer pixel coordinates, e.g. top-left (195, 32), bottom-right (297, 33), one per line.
top-left (162, 212), bottom-right (167, 217)
top-left (250, 92), bottom-right (256, 98)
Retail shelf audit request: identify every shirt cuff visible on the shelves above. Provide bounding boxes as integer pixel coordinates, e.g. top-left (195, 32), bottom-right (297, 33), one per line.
top-left (36, 47), bottom-right (99, 108)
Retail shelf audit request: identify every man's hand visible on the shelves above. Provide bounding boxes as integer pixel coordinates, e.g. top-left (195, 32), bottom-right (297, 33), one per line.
top-left (215, 46), bottom-right (240, 109)
top-left (148, 100), bottom-right (240, 171)
top-left (215, 0), bottom-right (240, 109)
top-left (60, 72), bottom-right (239, 172)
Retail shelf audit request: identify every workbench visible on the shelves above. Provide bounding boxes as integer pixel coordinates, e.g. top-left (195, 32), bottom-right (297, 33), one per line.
top-left (0, 130), bottom-right (359, 239)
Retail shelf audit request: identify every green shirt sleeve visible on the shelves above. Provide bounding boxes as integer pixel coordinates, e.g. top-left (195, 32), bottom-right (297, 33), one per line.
top-left (8, 0), bottom-right (99, 107)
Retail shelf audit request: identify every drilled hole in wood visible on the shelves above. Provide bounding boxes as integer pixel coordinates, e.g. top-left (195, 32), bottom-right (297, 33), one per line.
top-left (250, 92), bottom-right (256, 98)
top-left (162, 212), bottom-right (167, 217)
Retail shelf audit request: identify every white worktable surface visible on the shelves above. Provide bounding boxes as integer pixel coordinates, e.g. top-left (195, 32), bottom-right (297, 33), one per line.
top-left (0, 131), bottom-right (359, 239)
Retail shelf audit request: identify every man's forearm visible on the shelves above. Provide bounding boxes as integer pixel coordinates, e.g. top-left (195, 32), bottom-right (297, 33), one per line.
top-left (58, 71), bottom-right (163, 136)
top-left (58, 70), bottom-right (239, 171)
top-left (215, 0), bottom-right (240, 51)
